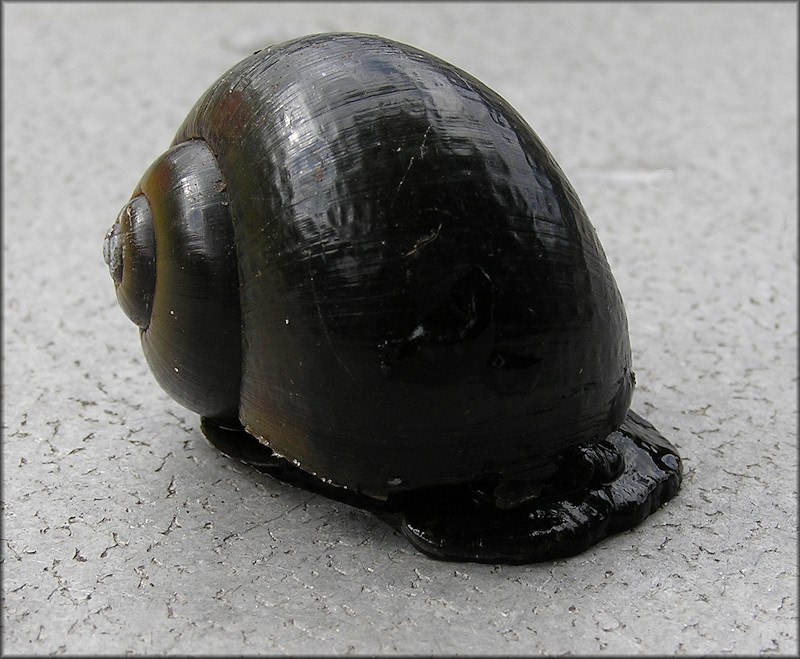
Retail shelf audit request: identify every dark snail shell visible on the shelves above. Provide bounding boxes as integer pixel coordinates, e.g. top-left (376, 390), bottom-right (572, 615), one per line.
top-left (104, 33), bottom-right (682, 563)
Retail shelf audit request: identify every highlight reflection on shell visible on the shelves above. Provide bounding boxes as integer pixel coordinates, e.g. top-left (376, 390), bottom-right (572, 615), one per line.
top-left (104, 33), bottom-right (682, 563)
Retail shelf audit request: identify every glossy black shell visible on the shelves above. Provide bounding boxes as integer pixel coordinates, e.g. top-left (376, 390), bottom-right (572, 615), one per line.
top-left (105, 33), bottom-right (684, 563)
top-left (162, 33), bottom-right (634, 498)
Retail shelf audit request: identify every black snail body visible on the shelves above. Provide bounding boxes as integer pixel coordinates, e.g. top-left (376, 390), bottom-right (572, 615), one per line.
top-left (104, 33), bottom-right (682, 563)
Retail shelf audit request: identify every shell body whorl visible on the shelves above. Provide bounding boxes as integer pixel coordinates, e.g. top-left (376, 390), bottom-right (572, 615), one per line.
top-left (166, 33), bottom-right (633, 497)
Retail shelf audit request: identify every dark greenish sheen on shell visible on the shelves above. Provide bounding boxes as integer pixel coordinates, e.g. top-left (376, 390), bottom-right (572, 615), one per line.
top-left (172, 33), bottom-right (634, 494)
top-left (104, 33), bottom-right (682, 564)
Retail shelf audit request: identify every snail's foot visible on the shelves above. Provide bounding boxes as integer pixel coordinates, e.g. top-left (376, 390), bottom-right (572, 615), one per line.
top-left (201, 412), bottom-right (682, 565)
top-left (199, 417), bottom-right (388, 511)
top-left (398, 410), bottom-right (682, 564)
top-left (200, 417), bottom-right (284, 468)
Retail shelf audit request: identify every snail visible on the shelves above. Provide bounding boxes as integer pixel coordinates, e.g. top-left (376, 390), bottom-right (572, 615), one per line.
top-left (103, 32), bottom-right (682, 564)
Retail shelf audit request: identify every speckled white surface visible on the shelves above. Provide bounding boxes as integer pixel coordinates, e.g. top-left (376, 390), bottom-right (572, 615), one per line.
top-left (3, 2), bottom-right (797, 655)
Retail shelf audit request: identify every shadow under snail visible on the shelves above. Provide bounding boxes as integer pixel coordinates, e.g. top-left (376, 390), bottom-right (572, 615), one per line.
top-left (103, 32), bottom-right (682, 564)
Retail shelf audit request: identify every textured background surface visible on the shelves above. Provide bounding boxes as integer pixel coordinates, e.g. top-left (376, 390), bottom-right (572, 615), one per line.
top-left (3, 2), bottom-right (797, 655)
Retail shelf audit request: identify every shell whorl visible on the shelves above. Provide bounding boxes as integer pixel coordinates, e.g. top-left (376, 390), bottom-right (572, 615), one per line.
top-left (104, 195), bottom-right (156, 329)
top-left (105, 140), bottom-right (242, 420)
